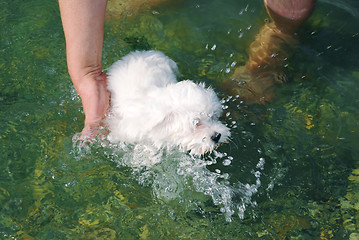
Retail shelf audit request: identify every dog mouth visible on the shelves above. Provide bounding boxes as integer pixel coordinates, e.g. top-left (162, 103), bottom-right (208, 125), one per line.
top-left (187, 135), bottom-right (225, 156)
top-left (189, 146), bottom-right (214, 156)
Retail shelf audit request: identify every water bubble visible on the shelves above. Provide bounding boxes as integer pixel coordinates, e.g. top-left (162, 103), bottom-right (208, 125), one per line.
top-left (267, 183), bottom-right (274, 191)
top-left (177, 168), bottom-right (184, 175)
top-left (64, 181), bottom-right (72, 187)
top-left (225, 96), bottom-right (233, 102)
top-left (222, 173), bottom-right (229, 179)
top-left (256, 157), bottom-right (265, 170)
top-left (254, 171), bottom-right (261, 178)
top-left (223, 159), bottom-right (231, 166)
top-left (334, 46), bottom-right (342, 51)
top-left (256, 178), bottom-right (261, 186)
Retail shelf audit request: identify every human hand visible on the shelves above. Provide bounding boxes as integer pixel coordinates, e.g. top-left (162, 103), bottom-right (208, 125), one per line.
top-left (76, 71), bottom-right (110, 139)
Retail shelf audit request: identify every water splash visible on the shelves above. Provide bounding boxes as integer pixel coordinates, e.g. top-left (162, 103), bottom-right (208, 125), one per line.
top-left (70, 111), bottom-right (265, 222)
top-left (98, 140), bottom-right (265, 222)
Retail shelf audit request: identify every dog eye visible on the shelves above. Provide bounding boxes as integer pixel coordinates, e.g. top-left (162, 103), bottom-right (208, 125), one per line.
top-left (193, 118), bottom-right (200, 126)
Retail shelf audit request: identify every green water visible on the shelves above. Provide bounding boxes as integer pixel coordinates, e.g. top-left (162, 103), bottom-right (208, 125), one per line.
top-left (1, 0), bottom-right (359, 239)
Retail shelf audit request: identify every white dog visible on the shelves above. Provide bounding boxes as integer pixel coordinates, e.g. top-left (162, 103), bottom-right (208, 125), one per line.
top-left (106, 50), bottom-right (230, 155)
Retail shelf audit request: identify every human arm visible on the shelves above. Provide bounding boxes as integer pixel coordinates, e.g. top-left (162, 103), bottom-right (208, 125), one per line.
top-left (58, 0), bottom-right (109, 138)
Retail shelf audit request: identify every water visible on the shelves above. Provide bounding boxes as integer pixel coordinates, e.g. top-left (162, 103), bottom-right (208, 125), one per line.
top-left (1, 0), bottom-right (359, 239)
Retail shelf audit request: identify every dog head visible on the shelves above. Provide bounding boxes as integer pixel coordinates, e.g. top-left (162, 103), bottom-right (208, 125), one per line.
top-left (153, 80), bottom-right (230, 155)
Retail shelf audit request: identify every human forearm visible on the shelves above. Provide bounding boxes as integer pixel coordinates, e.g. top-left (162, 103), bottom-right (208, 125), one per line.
top-left (59, 0), bottom-right (109, 137)
top-left (58, 0), bottom-right (107, 86)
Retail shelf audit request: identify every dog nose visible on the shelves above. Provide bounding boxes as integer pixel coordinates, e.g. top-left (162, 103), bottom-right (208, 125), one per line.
top-left (211, 132), bottom-right (221, 143)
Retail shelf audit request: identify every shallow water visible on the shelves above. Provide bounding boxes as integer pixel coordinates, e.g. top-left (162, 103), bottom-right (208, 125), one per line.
top-left (1, 0), bottom-right (359, 239)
